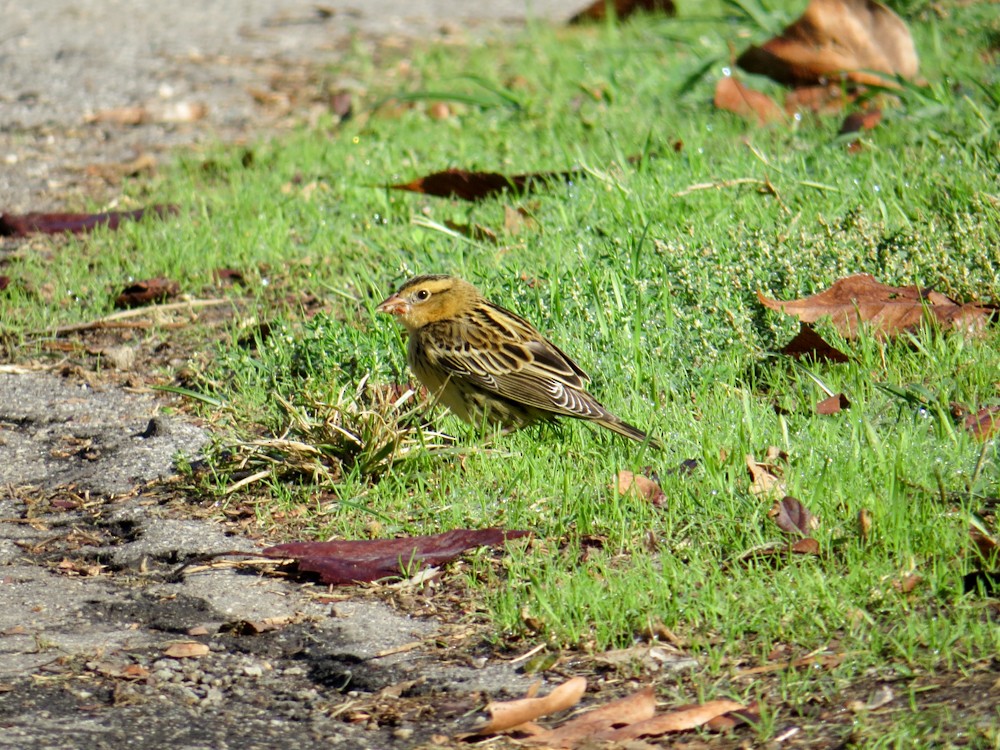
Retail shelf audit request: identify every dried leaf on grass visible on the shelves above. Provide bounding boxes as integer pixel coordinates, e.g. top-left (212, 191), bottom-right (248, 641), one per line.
top-left (262, 528), bottom-right (530, 585)
top-left (0, 205), bottom-right (178, 237)
top-left (114, 277), bottom-right (180, 309)
top-left (746, 450), bottom-right (787, 500)
top-left (569, 0), bottom-right (675, 23)
top-left (714, 76), bottom-right (786, 125)
top-left (736, 0), bottom-right (918, 88)
top-left (816, 392), bottom-right (851, 415)
top-left (958, 405), bottom-right (1000, 441)
top-left (389, 168), bottom-right (580, 202)
top-left (759, 274), bottom-right (994, 339)
top-left (769, 496), bottom-right (819, 535)
top-left (617, 470), bottom-right (666, 506)
top-left (779, 322), bottom-right (850, 362)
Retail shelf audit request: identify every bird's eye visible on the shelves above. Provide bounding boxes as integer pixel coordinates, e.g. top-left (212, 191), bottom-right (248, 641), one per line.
top-left (415, 289), bottom-right (430, 301)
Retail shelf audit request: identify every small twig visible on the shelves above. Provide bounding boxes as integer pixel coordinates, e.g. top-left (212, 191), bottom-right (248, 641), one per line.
top-left (224, 468), bottom-right (272, 495)
top-left (33, 298), bottom-right (239, 337)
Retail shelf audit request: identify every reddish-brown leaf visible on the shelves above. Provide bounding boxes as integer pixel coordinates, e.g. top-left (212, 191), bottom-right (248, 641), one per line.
top-left (262, 528), bottom-right (530, 585)
top-left (792, 537), bottom-right (820, 555)
top-left (780, 322), bottom-right (850, 362)
top-left (769, 496), bottom-right (820, 535)
top-left (617, 470), bottom-right (666, 506)
top-left (840, 108), bottom-right (883, 135)
top-left (962, 405), bottom-right (1000, 441)
top-left (758, 274), bottom-right (994, 339)
top-left (737, 0), bottom-right (918, 88)
top-left (713, 76), bottom-right (786, 125)
top-left (569, 0), bottom-right (676, 23)
top-left (0, 205), bottom-right (177, 237)
top-left (114, 277), bottom-right (181, 309)
top-left (0, 276), bottom-right (9, 292)
top-left (390, 168), bottom-right (579, 202)
top-left (816, 392), bottom-right (851, 415)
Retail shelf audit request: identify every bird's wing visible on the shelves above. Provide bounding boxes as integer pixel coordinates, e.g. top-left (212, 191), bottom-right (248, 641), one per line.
top-left (419, 311), bottom-right (608, 421)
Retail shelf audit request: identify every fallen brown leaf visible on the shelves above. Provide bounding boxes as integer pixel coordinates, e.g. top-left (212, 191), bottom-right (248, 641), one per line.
top-left (569, 0), bottom-right (675, 23)
top-left (816, 392), bottom-right (851, 415)
top-left (746, 452), bottom-right (786, 499)
top-left (769, 496), bottom-right (819, 535)
top-left (389, 168), bottom-right (580, 202)
top-left (961, 405), bottom-right (1000, 441)
top-left (758, 274), bottom-right (994, 339)
top-left (714, 76), bottom-right (786, 125)
top-left (114, 277), bottom-right (181, 309)
top-left (0, 276), bottom-right (9, 292)
top-left (600, 699), bottom-right (747, 740)
top-left (472, 676), bottom-right (587, 735)
top-left (523, 686), bottom-right (657, 747)
top-left (737, 0), bottom-right (918, 88)
top-left (617, 470), bottom-right (666, 506)
top-left (262, 528), bottom-right (530, 585)
top-left (0, 205), bottom-right (178, 237)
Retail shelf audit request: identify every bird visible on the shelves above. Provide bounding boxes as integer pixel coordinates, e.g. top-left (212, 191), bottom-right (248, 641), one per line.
top-left (375, 274), bottom-right (659, 447)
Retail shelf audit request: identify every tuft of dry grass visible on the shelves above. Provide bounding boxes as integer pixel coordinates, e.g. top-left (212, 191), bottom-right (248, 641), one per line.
top-left (223, 377), bottom-right (455, 494)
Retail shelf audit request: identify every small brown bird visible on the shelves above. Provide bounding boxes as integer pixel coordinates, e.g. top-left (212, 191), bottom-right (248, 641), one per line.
top-left (376, 274), bottom-right (658, 446)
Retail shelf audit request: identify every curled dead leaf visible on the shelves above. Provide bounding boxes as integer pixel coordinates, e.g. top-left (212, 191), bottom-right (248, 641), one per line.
top-left (472, 676), bottom-right (587, 735)
top-left (746, 452), bottom-right (786, 500)
top-left (769, 496), bottom-right (820, 535)
top-left (737, 0), bottom-right (918, 88)
top-left (714, 76), bottom-right (786, 125)
top-left (758, 274), bottom-right (994, 339)
top-left (114, 277), bottom-right (181, 309)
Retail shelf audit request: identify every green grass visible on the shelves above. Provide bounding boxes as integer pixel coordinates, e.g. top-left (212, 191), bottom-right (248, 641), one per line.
top-left (3, 0), bottom-right (999, 744)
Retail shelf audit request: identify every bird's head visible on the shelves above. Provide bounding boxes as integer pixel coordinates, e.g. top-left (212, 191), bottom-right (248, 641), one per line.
top-left (376, 274), bottom-right (480, 331)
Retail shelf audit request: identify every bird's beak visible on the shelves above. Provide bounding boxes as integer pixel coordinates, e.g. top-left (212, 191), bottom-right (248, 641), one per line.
top-left (375, 293), bottom-right (408, 316)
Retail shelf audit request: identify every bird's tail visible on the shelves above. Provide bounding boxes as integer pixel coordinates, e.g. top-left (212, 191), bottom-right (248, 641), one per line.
top-left (598, 413), bottom-right (664, 450)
